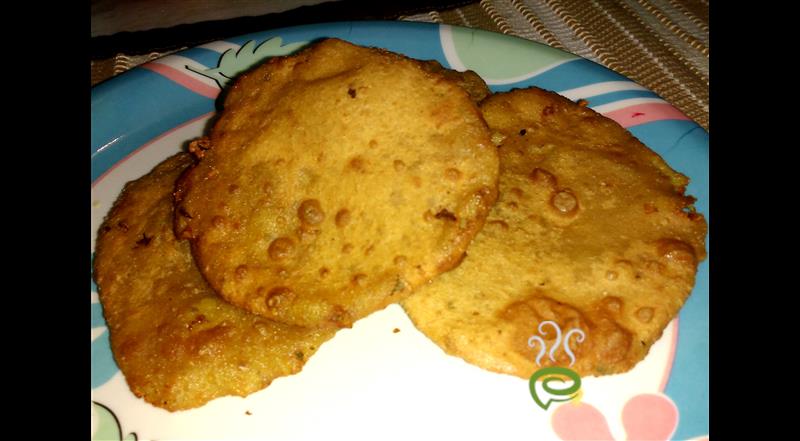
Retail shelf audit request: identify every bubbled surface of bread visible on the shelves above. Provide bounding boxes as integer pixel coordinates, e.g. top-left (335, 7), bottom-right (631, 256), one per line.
top-left (174, 39), bottom-right (499, 328)
top-left (94, 154), bottom-right (335, 411)
top-left (403, 87), bottom-right (707, 377)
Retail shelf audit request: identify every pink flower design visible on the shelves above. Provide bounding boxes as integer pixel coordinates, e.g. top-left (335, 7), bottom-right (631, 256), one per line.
top-left (551, 393), bottom-right (687, 441)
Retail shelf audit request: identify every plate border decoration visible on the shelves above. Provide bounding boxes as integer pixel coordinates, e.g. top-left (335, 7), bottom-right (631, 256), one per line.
top-left (91, 21), bottom-right (708, 441)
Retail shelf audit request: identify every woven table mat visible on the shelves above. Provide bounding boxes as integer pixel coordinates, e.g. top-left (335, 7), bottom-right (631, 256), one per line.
top-left (91, 0), bottom-right (708, 130)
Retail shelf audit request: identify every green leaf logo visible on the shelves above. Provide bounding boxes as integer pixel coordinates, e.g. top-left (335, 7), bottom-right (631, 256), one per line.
top-left (186, 37), bottom-right (308, 89)
top-left (529, 366), bottom-right (582, 410)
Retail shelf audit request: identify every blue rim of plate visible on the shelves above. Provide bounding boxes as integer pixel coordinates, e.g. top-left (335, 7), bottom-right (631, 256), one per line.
top-left (91, 20), bottom-right (708, 440)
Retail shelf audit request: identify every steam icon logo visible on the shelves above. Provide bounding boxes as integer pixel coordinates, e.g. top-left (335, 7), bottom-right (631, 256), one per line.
top-left (527, 321), bottom-right (585, 410)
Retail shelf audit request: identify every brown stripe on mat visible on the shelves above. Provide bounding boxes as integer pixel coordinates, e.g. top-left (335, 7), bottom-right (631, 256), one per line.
top-left (479, 0), bottom-right (514, 34)
top-left (543, 0), bottom-right (625, 73)
top-left (633, 0), bottom-right (708, 56)
top-left (667, 0), bottom-right (709, 31)
top-left (439, 2), bottom-right (502, 33)
top-left (509, 0), bottom-right (565, 49)
top-left (518, 0), bottom-right (598, 60)
top-left (653, 3), bottom-right (708, 48)
top-left (427, 10), bottom-right (445, 23)
top-left (91, 59), bottom-right (116, 86)
top-left (624, 0), bottom-right (708, 87)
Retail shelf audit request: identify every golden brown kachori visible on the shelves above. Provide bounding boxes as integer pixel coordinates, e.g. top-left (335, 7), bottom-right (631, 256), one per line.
top-left (174, 38), bottom-right (499, 328)
top-left (403, 87), bottom-right (707, 377)
top-left (94, 154), bottom-right (335, 411)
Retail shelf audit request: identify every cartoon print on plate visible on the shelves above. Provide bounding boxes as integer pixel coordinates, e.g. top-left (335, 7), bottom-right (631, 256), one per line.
top-left (550, 393), bottom-right (692, 441)
top-left (186, 37), bottom-right (308, 88)
top-left (92, 401), bottom-right (137, 441)
top-left (138, 36), bottom-right (309, 100)
top-left (440, 24), bottom-right (577, 84)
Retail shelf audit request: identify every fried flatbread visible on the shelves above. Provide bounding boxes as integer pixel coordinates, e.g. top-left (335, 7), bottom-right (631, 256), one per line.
top-left (174, 38), bottom-right (499, 328)
top-left (93, 154), bottom-right (335, 411)
top-left (419, 60), bottom-right (490, 103)
top-left (402, 87), bottom-right (707, 377)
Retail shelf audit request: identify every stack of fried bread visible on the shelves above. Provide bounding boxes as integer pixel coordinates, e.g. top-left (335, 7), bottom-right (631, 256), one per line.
top-left (93, 38), bottom-right (707, 411)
